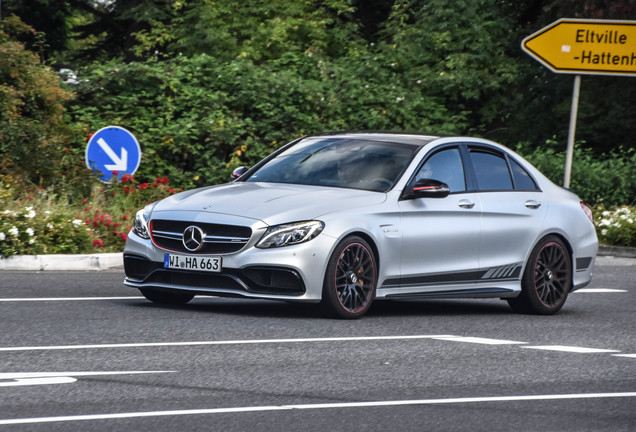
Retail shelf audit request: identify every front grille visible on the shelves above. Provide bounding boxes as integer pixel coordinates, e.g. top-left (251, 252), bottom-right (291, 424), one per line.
top-left (150, 219), bottom-right (252, 254)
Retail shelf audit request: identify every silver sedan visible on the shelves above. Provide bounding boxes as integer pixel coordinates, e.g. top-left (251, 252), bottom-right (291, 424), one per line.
top-left (123, 132), bottom-right (598, 318)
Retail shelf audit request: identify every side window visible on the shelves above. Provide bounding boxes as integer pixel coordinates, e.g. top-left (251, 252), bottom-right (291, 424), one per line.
top-left (510, 159), bottom-right (538, 190)
top-left (470, 150), bottom-right (513, 191)
top-left (416, 147), bottom-right (466, 193)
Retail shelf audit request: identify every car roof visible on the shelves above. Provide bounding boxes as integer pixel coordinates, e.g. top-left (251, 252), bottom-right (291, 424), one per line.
top-left (303, 131), bottom-right (443, 147)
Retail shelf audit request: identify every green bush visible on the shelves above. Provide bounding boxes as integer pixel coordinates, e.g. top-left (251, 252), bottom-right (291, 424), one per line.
top-left (0, 202), bottom-right (91, 256)
top-left (0, 174), bottom-right (178, 256)
top-left (594, 205), bottom-right (636, 248)
top-left (67, 52), bottom-right (464, 191)
top-left (516, 140), bottom-right (636, 207)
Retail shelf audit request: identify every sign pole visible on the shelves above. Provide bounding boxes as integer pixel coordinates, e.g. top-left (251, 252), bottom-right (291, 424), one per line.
top-left (563, 74), bottom-right (581, 189)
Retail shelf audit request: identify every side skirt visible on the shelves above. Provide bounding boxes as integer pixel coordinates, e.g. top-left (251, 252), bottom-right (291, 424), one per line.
top-left (385, 287), bottom-right (517, 300)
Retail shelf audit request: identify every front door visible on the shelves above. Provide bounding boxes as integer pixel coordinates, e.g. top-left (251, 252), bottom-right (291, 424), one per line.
top-left (396, 146), bottom-right (482, 292)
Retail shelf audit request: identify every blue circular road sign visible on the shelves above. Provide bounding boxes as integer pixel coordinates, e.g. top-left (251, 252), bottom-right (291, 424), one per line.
top-left (85, 126), bottom-right (142, 182)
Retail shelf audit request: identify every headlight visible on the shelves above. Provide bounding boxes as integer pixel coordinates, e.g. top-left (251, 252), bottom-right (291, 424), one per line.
top-left (256, 221), bottom-right (324, 248)
top-left (133, 209), bottom-right (151, 239)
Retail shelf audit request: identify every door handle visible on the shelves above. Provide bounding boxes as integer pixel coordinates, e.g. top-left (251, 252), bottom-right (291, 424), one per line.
top-left (458, 199), bottom-right (475, 209)
top-left (525, 200), bottom-right (541, 209)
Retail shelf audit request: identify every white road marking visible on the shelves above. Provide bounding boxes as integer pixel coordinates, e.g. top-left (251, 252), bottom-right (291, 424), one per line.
top-left (0, 336), bottom-right (631, 359)
top-left (523, 345), bottom-right (620, 354)
top-left (613, 354), bottom-right (636, 358)
top-left (0, 377), bottom-right (77, 387)
top-left (0, 335), bottom-right (456, 352)
top-left (1, 392), bottom-right (635, 425)
top-left (430, 336), bottom-right (526, 345)
top-left (0, 371), bottom-right (176, 388)
top-left (574, 289), bottom-right (628, 293)
top-left (0, 297), bottom-right (145, 302)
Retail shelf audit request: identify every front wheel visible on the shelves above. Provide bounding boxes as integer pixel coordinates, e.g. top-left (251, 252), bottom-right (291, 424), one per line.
top-left (321, 236), bottom-right (377, 319)
top-left (139, 288), bottom-right (195, 305)
top-left (508, 235), bottom-right (572, 315)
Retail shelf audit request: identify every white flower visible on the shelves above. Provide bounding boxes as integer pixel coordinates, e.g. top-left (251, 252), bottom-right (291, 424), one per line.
top-left (24, 210), bottom-right (36, 218)
top-left (26, 228), bottom-right (34, 236)
top-left (0, 232), bottom-right (5, 241)
top-left (47, 223), bottom-right (54, 229)
top-left (602, 211), bottom-right (610, 217)
top-left (72, 219), bottom-right (84, 228)
top-left (28, 239), bottom-right (35, 244)
top-left (8, 226), bottom-right (19, 236)
top-left (601, 229), bottom-right (608, 236)
top-left (599, 219), bottom-right (611, 226)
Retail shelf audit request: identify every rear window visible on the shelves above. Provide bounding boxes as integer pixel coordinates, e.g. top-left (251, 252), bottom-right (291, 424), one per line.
top-left (510, 159), bottom-right (538, 190)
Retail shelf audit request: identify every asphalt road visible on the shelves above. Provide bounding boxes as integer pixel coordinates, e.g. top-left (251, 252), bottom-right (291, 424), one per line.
top-left (0, 256), bottom-right (634, 431)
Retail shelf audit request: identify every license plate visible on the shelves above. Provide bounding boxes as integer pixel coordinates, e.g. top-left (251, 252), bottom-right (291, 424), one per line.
top-left (164, 253), bottom-right (222, 272)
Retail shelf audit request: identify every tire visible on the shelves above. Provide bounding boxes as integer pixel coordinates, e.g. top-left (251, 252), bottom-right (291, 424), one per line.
top-left (508, 235), bottom-right (572, 315)
top-left (139, 288), bottom-right (195, 305)
top-left (321, 236), bottom-right (377, 319)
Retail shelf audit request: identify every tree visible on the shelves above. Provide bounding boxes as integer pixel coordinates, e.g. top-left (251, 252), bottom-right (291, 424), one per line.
top-left (1, 0), bottom-right (72, 62)
top-left (382, 0), bottom-right (522, 137)
top-left (133, 0), bottom-right (362, 62)
top-left (0, 16), bottom-right (79, 190)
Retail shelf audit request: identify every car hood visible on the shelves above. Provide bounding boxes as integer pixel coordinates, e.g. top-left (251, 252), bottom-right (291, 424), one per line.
top-left (151, 182), bottom-right (387, 226)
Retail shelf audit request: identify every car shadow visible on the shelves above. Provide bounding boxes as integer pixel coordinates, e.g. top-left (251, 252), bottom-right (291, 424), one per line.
top-left (369, 299), bottom-right (512, 317)
top-left (128, 296), bottom-right (512, 319)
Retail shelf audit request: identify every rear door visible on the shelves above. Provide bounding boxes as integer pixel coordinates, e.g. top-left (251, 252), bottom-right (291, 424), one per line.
top-left (467, 146), bottom-right (547, 278)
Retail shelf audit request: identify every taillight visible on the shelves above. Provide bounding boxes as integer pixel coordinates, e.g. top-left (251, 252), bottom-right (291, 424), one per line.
top-left (580, 201), bottom-right (593, 223)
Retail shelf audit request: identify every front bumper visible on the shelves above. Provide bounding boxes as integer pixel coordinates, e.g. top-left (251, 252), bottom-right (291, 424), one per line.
top-left (123, 229), bottom-right (336, 302)
top-left (124, 254), bottom-right (306, 297)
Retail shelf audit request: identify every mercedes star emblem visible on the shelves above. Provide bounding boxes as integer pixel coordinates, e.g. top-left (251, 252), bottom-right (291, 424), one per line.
top-left (182, 225), bottom-right (205, 251)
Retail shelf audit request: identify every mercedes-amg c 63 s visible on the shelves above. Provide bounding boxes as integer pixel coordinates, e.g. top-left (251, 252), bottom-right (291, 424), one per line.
top-left (123, 132), bottom-right (597, 318)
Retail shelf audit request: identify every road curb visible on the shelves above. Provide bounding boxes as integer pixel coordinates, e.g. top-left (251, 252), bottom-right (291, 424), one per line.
top-left (597, 245), bottom-right (636, 259)
top-left (0, 253), bottom-right (123, 271)
top-left (0, 246), bottom-right (633, 271)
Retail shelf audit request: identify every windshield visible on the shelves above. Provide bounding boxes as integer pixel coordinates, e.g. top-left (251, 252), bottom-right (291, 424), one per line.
top-left (245, 137), bottom-right (419, 192)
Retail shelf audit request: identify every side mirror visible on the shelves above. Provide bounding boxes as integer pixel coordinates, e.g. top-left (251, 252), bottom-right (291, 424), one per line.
top-left (408, 178), bottom-right (450, 199)
top-left (231, 166), bottom-right (249, 180)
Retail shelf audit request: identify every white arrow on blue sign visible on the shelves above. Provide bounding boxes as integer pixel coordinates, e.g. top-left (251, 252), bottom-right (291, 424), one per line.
top-left (85, 126), bottom-right (142, 182)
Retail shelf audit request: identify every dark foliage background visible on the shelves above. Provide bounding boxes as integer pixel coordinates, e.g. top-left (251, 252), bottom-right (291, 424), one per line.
top-left (1, 0), bottom-right (635, 205)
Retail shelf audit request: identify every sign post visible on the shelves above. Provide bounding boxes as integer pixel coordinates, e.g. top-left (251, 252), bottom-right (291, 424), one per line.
top-left (85, 126), bottom-right (142, 182)
top-left (522, 19), bottom-right (636, 188)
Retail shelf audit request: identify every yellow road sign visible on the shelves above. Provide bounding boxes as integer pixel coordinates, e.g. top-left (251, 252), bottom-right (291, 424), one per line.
top-left (522, 18), bottom-right (636, 76)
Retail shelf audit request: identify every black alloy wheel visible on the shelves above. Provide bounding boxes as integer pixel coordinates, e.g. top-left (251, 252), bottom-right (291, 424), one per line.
top-left (508, 235), bottom-right (572, 315)
top-left (322, 236), bottom-right (377, 319)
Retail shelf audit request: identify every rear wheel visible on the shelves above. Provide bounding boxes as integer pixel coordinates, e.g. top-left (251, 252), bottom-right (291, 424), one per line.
top-left (139, 288), bottom-right (195, 305)
top-left (508, 235), bottom-right (572, 315)
top-left (321, 236), bottom-right (377, 319)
